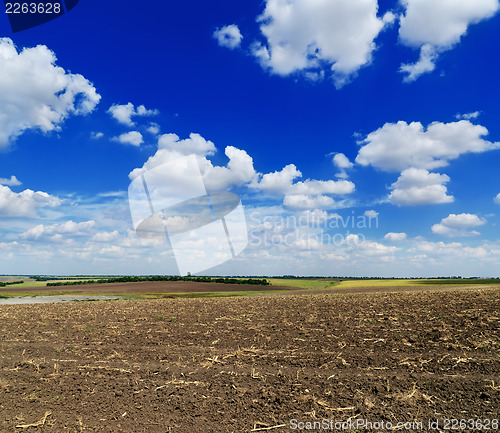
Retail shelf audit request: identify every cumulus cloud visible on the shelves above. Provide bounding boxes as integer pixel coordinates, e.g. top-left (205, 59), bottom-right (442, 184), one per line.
top-left (399, 44), bottom-right (438, 81)
top-left (388, 168), bottom-right (453, 206)
top-left (251, 162), bottom-right (355, 210)
top-left (291, 179), bottom-right (355, 196)
top-left (129, 133), bottom-right (256, 192)
top-left (432, 213), bottom-right (485, 237)
top-left (356, 120), bottom-right (500, 172)
top-left (332, 153), bottom-right (354, 178)
top-left (364, 210), bottom-right (379, 219)
top-left (158, 133), bottom-right (216, 157)
top-left (129, 131), bottom-right (353, 210)
top-left (90, 131), bottom-right (104, 140)
top-left (21, 220), bottom-right (96, 241)
top-left (0, 185), bottom-right (61, 218)
top-left (252, 164), bottom-right (302, 196)
top-left (147, 123), bottom-right (160, 135)
top-left (398, 0), bottom-right (500, 81)
top-left (413, 240), bottom-right (489, 258)
top-left (213, 25), bottom-right (243, 49)
top-left (344, 234), bottom-right (399, 256)
top-left (384, 232), bottom-right (407, 241)
top-left (113, 131), bottom-right (144, 146)
top-left (107, 102), bottom-right (158, 126)
top-left (91, 230), bottom-right (121, 242)
top-left (333, 153), bottom-right (354, 170)
top-left (0, 38), bottom-right (100, 149)
top-left (283, 194), bottom-right (335, 210)
top-left (252, 164), bottom-right (354, 197)
top-left (495, 193), bottom-right (500, 204)
top-left (200, 146), bottom-right (257, 191)
top-left (0, 175), bottom-right (21, 186)
top-left (129, 133), bottom-right (217, 179)
top-left (251, 0), bottom-right (392, 87)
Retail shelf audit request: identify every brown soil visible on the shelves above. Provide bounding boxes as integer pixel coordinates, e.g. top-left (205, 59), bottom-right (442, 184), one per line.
top-left (0, 281), bottom-right (296, 295)
top-left (0, 287), bottom-right (498, 432)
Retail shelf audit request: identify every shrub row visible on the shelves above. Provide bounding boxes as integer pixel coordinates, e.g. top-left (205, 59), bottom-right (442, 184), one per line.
top-left (0, 280), bottom-right (24, 287)
top-left (46, 276), bottom-right (270, 287)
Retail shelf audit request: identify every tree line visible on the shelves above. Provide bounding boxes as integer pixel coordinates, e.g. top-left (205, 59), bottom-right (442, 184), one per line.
top-left (46, 275), bottom-right (270, 287)
top-left (0, 280), bottom-right (24, 287)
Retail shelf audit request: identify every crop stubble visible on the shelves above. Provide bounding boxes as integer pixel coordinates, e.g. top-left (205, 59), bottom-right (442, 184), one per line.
top-left (0, 286), bottom-right (498, 432)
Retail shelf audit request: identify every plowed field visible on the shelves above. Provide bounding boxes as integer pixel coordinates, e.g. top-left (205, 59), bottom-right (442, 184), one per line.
top-left (0, 285), bottom-right (498, 432)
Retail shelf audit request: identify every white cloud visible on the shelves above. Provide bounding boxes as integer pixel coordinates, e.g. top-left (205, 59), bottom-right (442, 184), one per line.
top-left (252, 164), bottom-right (354, 197)
top-left (90, 131), bottom-right (104, 140)
top-left (364, 210), bottom-right (379, 219)
top-left (290, 179), bottom-right (355, 196)
top-left (129, 133), bottom-right (256, 192)
top-left (0, 175), bottom-right (21, 186)
top-left (432, 213), bottom-right (485, 237)
top-left (213, 25), bottom-right (243, 49)
top-left (455, 111), bottom-right (480, 120)
top-left (0, 185), bottom-right (61, 218)
top-left (332, 153), bottom-right (354, 178)
top-left (129, 131), bottom-right (353, 210)
top-left (356, 120), bottom-right (500, 172)
top-left (333, 153), bottom-right (354, 170)
top-left (298, 209), bottom-right (341, 225)
top-left (158, 133), bottom-right (216, 157)
top-left (384, 232), bottom-right (407, 241)
top-left (200, 146), bottom-right (257, 191)
top-left (251, 162), bottom-right (355, 210)
top-left (388, 168), bottom-right (454, 206)
top-left (113, 131), bottom-right (143, 146)
top-left (21, 220), bottom-right (96, 241)
top-left (399, 44), bottom-right (437, 82)
top-left (0, 38), bottom-right (100, 149)
top-left (252, 164), bottom-right (302, 196)
top-left (413, 240), bottom-right (489, 259)
top-left (91, 230), bottom-right (121, 242)
top-left (107, 102), bottom-right (158, 126)
top-left (398, 0), bottom-right (500, 81)
top-left (147, 123), bottom-right (160, 135)
top-left (252, 0), bottom-right (392, 87)
top-left (283, 194), bottom-right (335, 210)
top-left (344, 234), bottom-right (399, 256)
top-left (129, 133), bottom-right (217, 180)
top-left (495, 193), bottom-right (500, 204)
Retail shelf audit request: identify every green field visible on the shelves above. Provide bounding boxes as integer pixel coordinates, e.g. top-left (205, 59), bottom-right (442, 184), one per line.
top-left (418, 278), bottom-right (500, 285)
top-left (268, 278), bottom-right (500, 290)
top-left (267, 278), bottom-right (339, 290)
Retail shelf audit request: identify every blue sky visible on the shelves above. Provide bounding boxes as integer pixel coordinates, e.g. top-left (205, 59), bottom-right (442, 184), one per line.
top-left (1, 0), bottom-right (499, 277)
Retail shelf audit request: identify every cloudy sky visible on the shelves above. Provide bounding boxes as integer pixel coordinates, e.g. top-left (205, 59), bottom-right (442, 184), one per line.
top-left (1, 0), bottom-right (499, 277)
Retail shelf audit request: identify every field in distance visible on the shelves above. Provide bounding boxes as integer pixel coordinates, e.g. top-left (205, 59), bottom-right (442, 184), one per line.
top-left (1, 276), bottom-right (499, 299)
